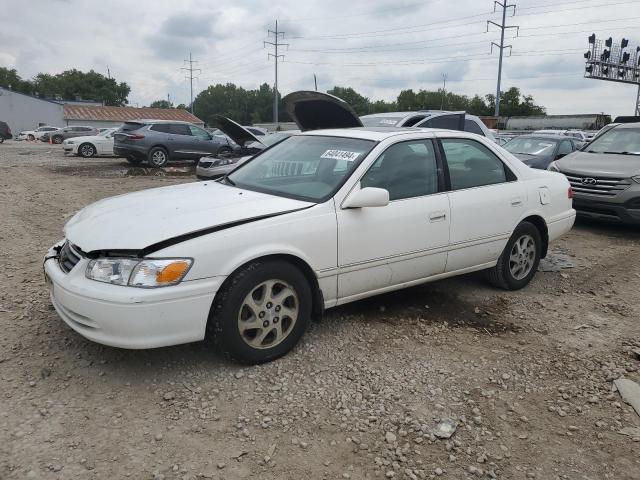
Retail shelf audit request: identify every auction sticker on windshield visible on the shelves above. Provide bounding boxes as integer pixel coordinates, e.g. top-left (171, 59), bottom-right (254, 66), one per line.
top-left (320, 150), bottom-right (361, 161)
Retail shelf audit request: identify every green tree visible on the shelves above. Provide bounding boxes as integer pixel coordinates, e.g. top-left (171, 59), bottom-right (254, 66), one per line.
top-left (326, 86), bottom-right (370, 114)
top-left (32, 69), bottom-right (130, 106)
top-left (149, 99), bottom-right (173, 109)
top-left (0, 67), bottom-right (33, 94)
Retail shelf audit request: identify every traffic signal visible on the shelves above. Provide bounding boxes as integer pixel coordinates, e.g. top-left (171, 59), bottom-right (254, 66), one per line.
top-left (585, 65), bottom-right (594, 74)
top-left (601, 50), bottom-right (610, 61)
top-left (622, 52), bottom-right (630, 63)
top-left (602, 66), bottom-right (609, 75)
top-left (588, 33), bottom-right (596, 44)
top-left (584, 51), bottom-right (591, 59)
top-left (618, 67), bottom-right (625, 77)
top-left (621, 38), bottom-right (629, 49)
top-left (605, 37), bottom-right (613, 48)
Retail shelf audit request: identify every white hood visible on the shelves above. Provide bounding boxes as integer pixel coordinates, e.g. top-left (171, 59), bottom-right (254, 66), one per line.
top-left (64, 181), bottom-right (312, 253)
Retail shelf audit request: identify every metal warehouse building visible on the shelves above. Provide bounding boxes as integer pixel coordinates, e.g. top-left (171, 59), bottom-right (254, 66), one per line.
top-left (0, 87), bottom-right (64, 134)
top-left (62, 105), bottom-right (204, 129)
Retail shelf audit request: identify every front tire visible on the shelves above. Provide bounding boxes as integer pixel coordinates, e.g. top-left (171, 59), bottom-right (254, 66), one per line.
top-left (487, 221), bottom-right (541, 290)
top-left (207, 260), bottom-right (312, 364)
top-left (28, 134), bottom-right (35, 141)
top-left (79, 143), bottom-right (96, 158)
top-left (148, 147), bottom-right (169, 167)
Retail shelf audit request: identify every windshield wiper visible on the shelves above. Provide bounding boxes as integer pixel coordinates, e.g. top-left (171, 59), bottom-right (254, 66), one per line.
top-left (222, 176), bottom-right (236, 186)
top-left (602, 151), bottom-right (640, 155)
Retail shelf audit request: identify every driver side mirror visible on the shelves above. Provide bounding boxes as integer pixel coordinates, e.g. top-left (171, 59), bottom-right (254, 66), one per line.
top-left (342, 187), bottom-right (389, 209)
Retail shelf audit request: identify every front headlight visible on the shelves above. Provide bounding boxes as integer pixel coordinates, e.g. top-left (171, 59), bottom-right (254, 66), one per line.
top-left (86, 258), bottom-right (192, 288)
top-left (547, 161), bottom-right (560, 172)
top-left (66, 141), bottom-right (74, 145)
top-left (212, 158), bottom-right (232, 167)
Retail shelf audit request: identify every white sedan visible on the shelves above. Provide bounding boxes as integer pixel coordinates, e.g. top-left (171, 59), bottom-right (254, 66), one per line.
top-left (63, 128), bottom-right (118, 157)
top-left (16, 126), bottom-right (59, 141)
top-left (44, 128), bottom-right (575, 363)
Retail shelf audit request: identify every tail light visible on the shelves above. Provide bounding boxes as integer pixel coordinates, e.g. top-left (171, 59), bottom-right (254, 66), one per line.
top-left (128, 134), bottom-right (145, 140)
top-left (568, 187), bottom-right (573, 199)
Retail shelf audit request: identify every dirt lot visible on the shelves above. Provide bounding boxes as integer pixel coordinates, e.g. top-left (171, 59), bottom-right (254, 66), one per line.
top-left (1, 140), bottom-right (639, 480)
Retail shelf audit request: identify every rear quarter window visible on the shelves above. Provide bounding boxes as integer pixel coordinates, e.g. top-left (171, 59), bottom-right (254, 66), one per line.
top-left (121, 122), bottom-right (145, 132)
top-left (150, 124), bottom-right (171, 134)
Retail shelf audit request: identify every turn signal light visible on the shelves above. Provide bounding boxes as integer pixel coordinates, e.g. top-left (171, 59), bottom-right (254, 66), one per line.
top-left (156, 261), bottom-right (191, 284)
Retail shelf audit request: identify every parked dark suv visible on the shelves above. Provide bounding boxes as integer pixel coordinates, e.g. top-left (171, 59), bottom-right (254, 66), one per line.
top-left (0, 121), bottom-right (12, 143)
top-left (113, 120), bottom-right (236, 167)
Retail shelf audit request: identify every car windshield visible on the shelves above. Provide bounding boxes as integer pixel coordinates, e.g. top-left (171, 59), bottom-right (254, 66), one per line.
top-left (227, 135), bottom-right (376, 202)
top-left (260, 132), bottom-right (291, 147)
top-left (360, 116), bottom-right (401, 127)
top-left (585, 127), bottom-right (640, 155)
top-left (504, 137), bottom-right (557, 156)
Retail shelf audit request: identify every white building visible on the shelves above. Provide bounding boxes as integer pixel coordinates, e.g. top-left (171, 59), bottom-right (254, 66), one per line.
top-left (0, 87), bottom-right (64, 134)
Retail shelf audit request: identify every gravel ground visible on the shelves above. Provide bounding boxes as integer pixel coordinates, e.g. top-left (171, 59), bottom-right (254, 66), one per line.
top-left (1, 140), bottom-right (639, 480)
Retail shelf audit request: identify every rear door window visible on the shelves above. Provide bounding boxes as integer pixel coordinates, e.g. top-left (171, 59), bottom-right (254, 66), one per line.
top-left (420, 114), bottom-right (465, 131)
top-left (170, 124), bottom-right (191, 136)
top-left (441, 138), bottom-right (513, 190)
top-left (150, 124), bottom-right (171, 134)
top-left (464, 119), bottom-right (485, 136)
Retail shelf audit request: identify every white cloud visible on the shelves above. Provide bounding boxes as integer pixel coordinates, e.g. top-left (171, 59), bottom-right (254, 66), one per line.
top-left (0, 0), bottom-right (638, 118)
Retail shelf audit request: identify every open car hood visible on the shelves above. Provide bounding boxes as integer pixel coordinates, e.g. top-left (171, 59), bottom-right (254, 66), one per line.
top-left (211, 115), bottom-right (262, 147)
top-left (283, 91), bottom-right (363, 131)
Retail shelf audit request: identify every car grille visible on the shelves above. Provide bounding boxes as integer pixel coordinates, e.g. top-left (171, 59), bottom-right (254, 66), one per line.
top-left (199, 161), bottom-right (214, 168)
top-left (564, 174), bottom-right (631, 196)
top-left (58, 242), bottom-right (82, 273)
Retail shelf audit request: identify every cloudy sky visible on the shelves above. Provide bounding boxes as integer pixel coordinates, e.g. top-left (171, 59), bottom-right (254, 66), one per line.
top-left (2, 0), bottom-right (640, 118)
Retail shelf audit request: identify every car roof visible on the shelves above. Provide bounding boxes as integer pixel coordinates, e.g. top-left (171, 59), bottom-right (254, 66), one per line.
top-left (360, 110), bottom-right (464, 119)
top-left (613, 122), bottom-right (640, 129)
top-left (300, 126), bottom-right (468, 141)
top-left (127, 119), bottom-right (193, 125)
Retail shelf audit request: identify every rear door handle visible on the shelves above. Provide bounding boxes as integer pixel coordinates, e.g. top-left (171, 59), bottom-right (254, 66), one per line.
top-left (429, 211), bottom-right (447, 222)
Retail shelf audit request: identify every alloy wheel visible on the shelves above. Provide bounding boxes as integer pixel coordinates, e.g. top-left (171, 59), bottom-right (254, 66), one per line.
top-left (509, 234), bottom-right (536, 280)
top-left (151, 150), bottom-right (166, 166)
top-left (237, 279), bottom-right (299, 349)
top-left (80, 144), bottom-right (95, 157)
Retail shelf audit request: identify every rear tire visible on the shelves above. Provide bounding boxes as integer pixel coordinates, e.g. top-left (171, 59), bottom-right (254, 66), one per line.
top-left (148, 147), bottom-right (169, 167)
top-left (52, 136), bottom-right (63, 144)
top-left (206, 260), bottom-right (312, 364)
top-left (28, 134), bottom-right (35, 141)
top-left (487, 221), bottom-right (542, 290)
top-left (0, 135), bottom-right (4, 144)
top-left (79, 143), bottom-right (96, 158)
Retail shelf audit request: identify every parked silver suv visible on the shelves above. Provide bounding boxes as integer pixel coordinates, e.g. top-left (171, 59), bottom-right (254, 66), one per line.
top-left (113, 120), bottom-right (236, 167)
top-left (40, 126), bottom-right (98, 144)
top-left (549, 123), bottom-right (640, 225)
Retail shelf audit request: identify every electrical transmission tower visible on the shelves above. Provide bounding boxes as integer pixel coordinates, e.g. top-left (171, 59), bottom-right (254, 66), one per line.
top-left (181, 52), bottom-right (201, 114)
top-left (487, 1), bottom-right (519, 117)
top-left (264, 20), bottom-right (288, 129)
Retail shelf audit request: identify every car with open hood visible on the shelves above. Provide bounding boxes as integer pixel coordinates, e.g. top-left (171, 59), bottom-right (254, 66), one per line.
top-left (196, 116), bottom-right (295, 180)
top-left (45, 126), bottom-right (575, 364)
top-left (63, 127), bottom-right (119, 157)
top-left (503, 134), bottom-right (579, 170)
top-left (548, 122), bottom-right (640, 225)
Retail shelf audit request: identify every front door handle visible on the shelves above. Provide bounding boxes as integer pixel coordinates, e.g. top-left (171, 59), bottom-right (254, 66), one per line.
top-left (429, 211), bottom-right (447, 222)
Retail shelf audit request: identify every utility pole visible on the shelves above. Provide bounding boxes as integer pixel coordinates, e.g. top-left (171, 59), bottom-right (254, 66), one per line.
top-left (314, 74), bottom-right (318, 91)
top-left (488, 1), bottom-right (519, 117)
top-left (440, 73), bottom-right (448, 110)
top-left (181, 52), bottom-right (201, 114)
top-left (636, 85), bottom-right (640, 115)
top-left (106, 67), bottom-right (111, 80)
top-left (167, 93), bottom-right (171, 105)
top-left (264, 20), bottom-right (288, 129)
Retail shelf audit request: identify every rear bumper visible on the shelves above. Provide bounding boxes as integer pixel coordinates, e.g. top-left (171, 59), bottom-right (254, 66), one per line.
top-left (573, 195), bottom-right (640, 225)
top-left (548, 210), bottom-right (576, 241)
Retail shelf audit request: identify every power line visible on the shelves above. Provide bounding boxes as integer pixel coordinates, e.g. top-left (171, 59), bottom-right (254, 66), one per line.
top-left (264, 20), bottom-right (288, 128)
top-left (488, 1), bottom-right (519, 116)
top-left (180, 52), bottom-right (201, 114)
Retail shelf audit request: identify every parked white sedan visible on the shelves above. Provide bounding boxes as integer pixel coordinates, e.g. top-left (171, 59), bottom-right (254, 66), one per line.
top-left (63, 128), bottom-right (118, 157)
top-left (44, 128), bottom-right (575, 363)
